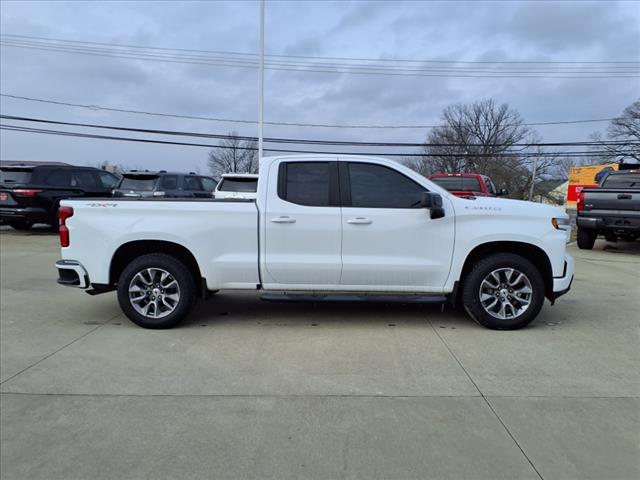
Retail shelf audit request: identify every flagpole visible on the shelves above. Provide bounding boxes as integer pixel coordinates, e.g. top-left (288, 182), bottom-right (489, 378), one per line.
top-left (258, 0), bottom-right (265, 161)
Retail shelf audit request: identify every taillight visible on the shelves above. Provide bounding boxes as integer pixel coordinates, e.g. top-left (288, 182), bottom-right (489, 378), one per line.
top-left (577, 191), bottom-right (585, 212)
top-left (58, 207), bottom-right (74, 247)
top-left (12, 189), bottom-right (43, 197)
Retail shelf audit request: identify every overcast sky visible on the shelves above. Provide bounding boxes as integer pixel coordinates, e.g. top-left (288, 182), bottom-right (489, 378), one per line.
top-left (1, 0), bottom-right (638, 173)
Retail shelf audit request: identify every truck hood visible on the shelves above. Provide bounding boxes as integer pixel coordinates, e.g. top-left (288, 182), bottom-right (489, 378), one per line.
top-left (452, 195), bottom-right (567, 220)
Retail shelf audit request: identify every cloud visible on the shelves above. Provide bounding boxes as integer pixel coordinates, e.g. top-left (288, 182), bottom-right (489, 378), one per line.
top-left (0, 0), bottom-right (638, 172)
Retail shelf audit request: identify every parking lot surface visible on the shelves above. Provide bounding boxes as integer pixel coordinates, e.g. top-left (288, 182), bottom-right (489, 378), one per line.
top-left (1, 226), bottom-right (639, 480)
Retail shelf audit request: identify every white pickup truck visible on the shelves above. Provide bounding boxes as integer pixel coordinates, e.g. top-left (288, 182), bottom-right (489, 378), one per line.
top-left (56, 155), bottom-right (574, 330)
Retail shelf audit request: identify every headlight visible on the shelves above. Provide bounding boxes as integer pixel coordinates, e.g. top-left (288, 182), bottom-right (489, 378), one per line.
top-left (552, 217), bottom-right (570, 230)
top-left (552, 217), bottom-right (571, 243)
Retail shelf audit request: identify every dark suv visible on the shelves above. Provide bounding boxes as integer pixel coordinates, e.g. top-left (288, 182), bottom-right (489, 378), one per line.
top-left (112, 171), bottom-right (217, 198)
top-left (0, 164), bottom-right (119, 230)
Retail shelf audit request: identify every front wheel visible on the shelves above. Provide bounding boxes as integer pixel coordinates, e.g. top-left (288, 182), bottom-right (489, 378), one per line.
top-left (462, 253), bottom-right (545, 330)
top-left (117, 253), bottom-right (196, 329)
top-left (577, 228), bottom-right (596, 250)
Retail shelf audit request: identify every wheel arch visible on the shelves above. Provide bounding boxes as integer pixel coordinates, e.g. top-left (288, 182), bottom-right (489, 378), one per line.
top-left (110, 240), bottom-right (204, 297)
top-left (456, 241), bottom-right (553, 303)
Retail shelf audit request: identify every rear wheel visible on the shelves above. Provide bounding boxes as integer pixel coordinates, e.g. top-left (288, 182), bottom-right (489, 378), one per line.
top-left (117, 253), bottom-right (196, 329)
top-left (9, 221), bottom-right (33, 231)
top-left (462, 253), bottom-right (545, 330)
top-left (577, 228), bottom-right (596, 250)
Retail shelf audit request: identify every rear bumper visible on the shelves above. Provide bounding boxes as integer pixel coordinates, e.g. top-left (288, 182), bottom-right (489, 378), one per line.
top-left (56, 260), bottom-right (89, 289)
top-left (0, 206), bottom-right (49, 223)
top-left (577, 215), bottom-right (640, 234)
top-left (552, 252), bottom-right (574, 300)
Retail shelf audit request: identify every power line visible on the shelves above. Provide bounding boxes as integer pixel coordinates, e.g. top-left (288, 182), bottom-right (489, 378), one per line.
top-left (2, 114), bottom-right (637, 149)
top-left (0, 94), bottom-right (622, 130)
top-left (1, 38), bottom-right (638, 79)
top-left (2, 33), bottom-right (638, 65)
top-left (1, 123), bottom-right (633, 158)
top-left (2, 37), bottom-right (637, 73)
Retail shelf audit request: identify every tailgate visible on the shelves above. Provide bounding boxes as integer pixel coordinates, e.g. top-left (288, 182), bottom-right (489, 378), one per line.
top-left (582, 188), bottom-right (640, 214)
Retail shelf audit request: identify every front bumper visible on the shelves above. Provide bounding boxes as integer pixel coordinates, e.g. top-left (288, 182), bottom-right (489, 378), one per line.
top-left (552, 252), bottom-right (574, 301)
top-left (56, 260), bottom-right (90, 289)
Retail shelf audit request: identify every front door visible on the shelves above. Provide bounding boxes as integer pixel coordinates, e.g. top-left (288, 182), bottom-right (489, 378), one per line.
top-left (263, 160), bottom-right (342, 287)
top-left (339, 161), bottom-right (455, 292)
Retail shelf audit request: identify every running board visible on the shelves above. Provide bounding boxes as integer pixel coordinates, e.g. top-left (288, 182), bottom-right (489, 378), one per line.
top-left (260, 293), bottom-right (447, 304)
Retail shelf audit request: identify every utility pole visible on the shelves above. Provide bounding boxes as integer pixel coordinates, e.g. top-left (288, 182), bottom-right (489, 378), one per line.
top-left (529, 155), bottom-right (538, 201)
top-left (258, 0), bottom-right (265, 161)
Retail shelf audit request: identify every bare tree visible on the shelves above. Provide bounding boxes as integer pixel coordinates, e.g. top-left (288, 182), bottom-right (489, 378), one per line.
top-left (207, 132), bottom-right (259, 179)
top-left (592, 99), bottom-right (640, 162)
top-left (411, 99), bottom-right (559, 198)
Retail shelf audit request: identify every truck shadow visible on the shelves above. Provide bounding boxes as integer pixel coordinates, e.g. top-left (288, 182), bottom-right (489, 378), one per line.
top-left (184, 291), bottom-right (571, 331)
top-left (185, 291), bottom-right (472, 329)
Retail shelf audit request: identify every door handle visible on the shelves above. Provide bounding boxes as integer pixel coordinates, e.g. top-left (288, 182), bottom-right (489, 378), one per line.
top-left (347, 217), bottom-right (372, 225)
top-left (618, 194), bottom-right (632, 200)
top-left (271, 216), bottom-right (296, 224)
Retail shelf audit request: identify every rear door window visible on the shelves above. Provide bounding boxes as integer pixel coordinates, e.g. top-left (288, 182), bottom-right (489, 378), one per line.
top-left (278, 162), bottom-right (334, 207)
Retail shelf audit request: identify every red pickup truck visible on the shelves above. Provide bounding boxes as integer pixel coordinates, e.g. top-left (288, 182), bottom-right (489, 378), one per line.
top-left (429, 173), bottom-right (504, 198)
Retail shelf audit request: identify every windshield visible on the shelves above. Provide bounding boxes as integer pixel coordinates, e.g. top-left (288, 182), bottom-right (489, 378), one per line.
top-left (431, 176), bottom-right (482, 192)
top-left (118, 175), bottom-right (158, 191)
top-left (601, 173), bottom-right (640, 189)
top-left (218, 178), bottom-right (258, 192)
top-left (0, 168), bottom-right (33, 185)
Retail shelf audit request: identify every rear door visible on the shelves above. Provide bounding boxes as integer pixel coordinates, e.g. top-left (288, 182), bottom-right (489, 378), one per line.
top-left (339, 160), bottom-right (455, 292)
top-left (263, 159), bottom-right (342, 286)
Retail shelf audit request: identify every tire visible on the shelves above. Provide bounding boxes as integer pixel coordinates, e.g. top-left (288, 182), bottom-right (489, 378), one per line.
top-left (117, 253), bottom-right (196, 329)
top-left (462, 253), bottom-right (545, 330)
top-left (577, 228), bottom-right (596, 250)
top-left (9, 221), bottom-right (33, 231)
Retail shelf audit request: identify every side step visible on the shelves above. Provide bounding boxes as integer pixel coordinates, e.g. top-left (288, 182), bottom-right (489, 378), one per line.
top-left (260, 293), bottom-right (447, 304)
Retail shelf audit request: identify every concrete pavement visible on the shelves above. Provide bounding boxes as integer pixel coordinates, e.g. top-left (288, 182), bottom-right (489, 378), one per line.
top-left (1, 227), bottom-right (639, 479)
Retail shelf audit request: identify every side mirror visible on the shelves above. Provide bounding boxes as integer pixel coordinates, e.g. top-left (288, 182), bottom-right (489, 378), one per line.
top-left (420, 192), bottom-right (445, 219)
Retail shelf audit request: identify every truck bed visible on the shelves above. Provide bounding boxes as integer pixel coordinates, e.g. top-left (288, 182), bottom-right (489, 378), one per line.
top-left (60, 198), bottom-right (261, 290)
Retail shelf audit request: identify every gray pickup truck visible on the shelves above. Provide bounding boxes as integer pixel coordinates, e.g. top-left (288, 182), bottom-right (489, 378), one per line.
top-left (576, 169), bottom-right (640, 249)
